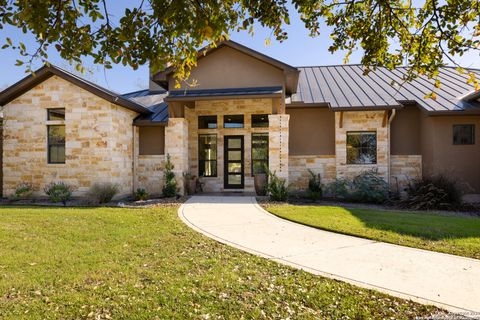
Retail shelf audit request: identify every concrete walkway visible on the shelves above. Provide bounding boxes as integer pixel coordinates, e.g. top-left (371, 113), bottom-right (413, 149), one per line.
top-left (179, 196), bottom-right (480, 314)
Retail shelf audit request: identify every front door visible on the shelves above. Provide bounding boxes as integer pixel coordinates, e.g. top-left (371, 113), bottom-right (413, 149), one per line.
top-left (224, 136), bottom-right (244, 189)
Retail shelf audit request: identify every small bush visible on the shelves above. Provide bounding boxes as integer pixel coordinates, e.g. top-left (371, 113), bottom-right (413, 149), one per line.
top-left (163, 154), bottom-right (177, 198)
top-left (307, 169), bottom-right (322, 200)
top-left (12, 183), bottom-right (33, 200)
top-left (324, 178), bottom-right (350, 199)
top-left (398, 175), bottom-right (463, 210)
top-left (87, 183), bottom-right (119, 204)
top-left (44, 182), bottom-right (73, 206)
top-left (350, 170), bottom-right (389, 204)
top-left (267, 170), bottom-right (288, 202)
top-left (134, 188), bottom-right (149, 201)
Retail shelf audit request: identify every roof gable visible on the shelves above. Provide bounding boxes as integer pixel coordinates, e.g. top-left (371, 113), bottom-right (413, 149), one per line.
top-left (151, 40), bottom-right (299, 94)
top-left (0, 65), bottom-right (152, 114)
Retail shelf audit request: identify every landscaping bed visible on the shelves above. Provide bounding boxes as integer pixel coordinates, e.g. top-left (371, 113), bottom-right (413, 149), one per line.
top-left (0, 205), bottom-right (443, 319)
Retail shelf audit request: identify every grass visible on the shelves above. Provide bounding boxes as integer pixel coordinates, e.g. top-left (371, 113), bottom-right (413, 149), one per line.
top-left (266, 204), bottom-right (480, 259)
top-left (0, 206), bottom-right (441, 319)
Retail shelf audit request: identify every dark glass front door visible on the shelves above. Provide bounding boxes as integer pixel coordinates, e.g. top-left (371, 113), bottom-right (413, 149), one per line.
top-left (224, 136), bottom-right (244, 189)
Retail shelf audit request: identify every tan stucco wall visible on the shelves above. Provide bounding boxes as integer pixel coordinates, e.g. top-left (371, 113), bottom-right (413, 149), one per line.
top-left (287, 107), bottom-right (335, 155)
top-left (2, 75), bottom-right (138, 197)
top-left (420, 114), bottom-right (480, 192)
top-left (184, 98), bottom-right (273, 192)
top-left (391, 106), bottom-right (421, 155)
top-left (139, 126), bottom-right (165, 155)
top-left (169, 46), bottom-right (284, 90)
top-left (335, 111), bottom-right (389, 181)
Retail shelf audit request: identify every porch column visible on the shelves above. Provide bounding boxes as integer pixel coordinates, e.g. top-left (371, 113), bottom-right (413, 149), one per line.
top-left (268, 114), bottom-right (290, 183)
top-left (165, 118), bottom-right (189, 195)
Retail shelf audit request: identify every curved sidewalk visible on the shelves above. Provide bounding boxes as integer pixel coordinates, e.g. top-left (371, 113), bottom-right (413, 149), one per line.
top-left (179, 196), bottom-right (480, 314)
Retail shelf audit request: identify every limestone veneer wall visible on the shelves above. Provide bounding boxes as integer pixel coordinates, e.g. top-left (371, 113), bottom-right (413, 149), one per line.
top-left (390, 155), bottom-right (422, 196)
top-left (185, 98), bottom-right (273, 192)
top-left (335, 111), bottom-right (389, 181)
top-left (135, 155), bottom-right (165, 196)
top-left (2, 75), bottom-right (138, 197)
top-left (289, 155), bottom-right (336, 191)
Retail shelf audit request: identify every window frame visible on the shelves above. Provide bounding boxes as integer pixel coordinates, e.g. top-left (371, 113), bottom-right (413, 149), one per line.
top-left (198, 134), bottom-right (217, 177)
top-left (223, 115), bottom-right (244, 129)
top-left (251, 133), bottom-right (269, 176)
top-left (198, 115), bottom-right (218, 129)
top-left (251, 114), bottom-right (269, 128)
top-left (47, 125), bottom-right (66, 164)
top-left (453, 124), bottom-right (475, 145)
top-left (346, 131), bottom-right (377, 165)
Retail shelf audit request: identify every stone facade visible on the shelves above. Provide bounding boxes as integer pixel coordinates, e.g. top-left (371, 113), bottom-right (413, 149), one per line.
top-left (269, 114), bottom-right (289, 183)
top-left (390, 155), bottom-right (422, 195)
top-left (289, 155), bottom-right (336, 191)
top-left (165, 118), bottom-right (189, 195)
top-left (335, 111), bottom-right (389, 181)
top-left (135, 155), bottom-right (165, 196)
top-left (2, 75), bottom-right (138, 198)
top-left (184, 98), bottom-right (273, 192)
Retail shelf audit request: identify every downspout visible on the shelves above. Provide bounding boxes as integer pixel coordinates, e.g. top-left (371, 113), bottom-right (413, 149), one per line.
top-left (387, 109), bottom-right (397, 187)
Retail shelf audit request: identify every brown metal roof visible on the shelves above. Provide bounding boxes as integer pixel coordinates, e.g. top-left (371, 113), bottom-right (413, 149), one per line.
top-left (0, 65), bottom-right (152, 114)
top-left (292, 65), bottom-right (480, 113)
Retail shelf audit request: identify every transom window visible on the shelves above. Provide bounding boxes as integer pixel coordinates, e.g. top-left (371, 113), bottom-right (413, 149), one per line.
top-left (47, 108), bottom-right (65, 120)
top-left (198, 134), bottom-right (217, 177)
top-left (224, 115), bottom-right (244, 128)
top-left (251, 133), bottom-right (269, 175)
top-left (198, 115), bottom-right (217, 129)
top-left (453, 125), bottom-right (475, 145)
top-left (346, 131), bottom-right (377, 164)
top-left (251, 114), bottom-right (269, 128)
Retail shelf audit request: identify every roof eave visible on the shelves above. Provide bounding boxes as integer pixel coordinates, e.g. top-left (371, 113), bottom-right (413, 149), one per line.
top-left (0, 65), bottom-right (152, 115)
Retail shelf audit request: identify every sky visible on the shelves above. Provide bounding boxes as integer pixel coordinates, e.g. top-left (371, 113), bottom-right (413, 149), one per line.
top-left (0, 2), bottom-right (479, 94)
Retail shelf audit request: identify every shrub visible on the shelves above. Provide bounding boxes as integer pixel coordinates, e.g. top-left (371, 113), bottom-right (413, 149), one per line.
top-left (267, 170), bottom-right (288, 202)
top-left (398, 175), bottom-right (463, 210)
top-left (134, 188), bottom-right (149, 201)
top-left (162, 154), bottom-right (177, 197)
top-left (87, 183), bottom-right (119, 204)
top-left (307, 169), bottom-right (322, 200)
top-left (324, 178), bottom-right (350, 199)
top-left (44, 182), bottom-right (73, 206)
top-left (12, 183), bottom-right (33, 200)
top-left (350, 170), bottom-right (389, 204)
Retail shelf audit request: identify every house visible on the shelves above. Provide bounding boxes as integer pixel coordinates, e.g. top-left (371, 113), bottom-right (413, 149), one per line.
top-left (0, 41), bottom-right (479, 198)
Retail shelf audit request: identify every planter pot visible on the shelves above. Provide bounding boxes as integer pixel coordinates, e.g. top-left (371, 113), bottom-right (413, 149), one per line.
top-left (254, 173), bottom-right (267, 196)
top-left (187, 178), bottom-right (197, 195)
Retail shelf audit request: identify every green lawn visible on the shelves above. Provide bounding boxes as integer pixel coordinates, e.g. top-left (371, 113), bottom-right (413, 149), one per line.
top-left (0, 206), bottom-right (440, 319)
top-left (266, 204), bottom-right (480, 259)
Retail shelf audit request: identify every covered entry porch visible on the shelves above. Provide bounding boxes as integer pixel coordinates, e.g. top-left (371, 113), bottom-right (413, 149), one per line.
top-left (164, 89), bottom-right (290, 194)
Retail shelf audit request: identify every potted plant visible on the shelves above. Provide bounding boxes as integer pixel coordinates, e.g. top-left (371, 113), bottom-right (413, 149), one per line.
top-left (183, 172), bottom-right (198, 195)
top-left (254, 169), bottom-right (268, 196)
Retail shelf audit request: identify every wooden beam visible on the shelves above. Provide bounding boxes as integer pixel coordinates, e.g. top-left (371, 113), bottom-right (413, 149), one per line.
top-left (339, 111), bottom-right (344, 128)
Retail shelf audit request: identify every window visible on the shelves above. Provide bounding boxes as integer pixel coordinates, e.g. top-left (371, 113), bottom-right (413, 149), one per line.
top-left (251, 133), bottom-right (269, 175)
top-left (48, 125), bottom-right (66, 163)
top-left (198, 115), bottom-right (217, 129)
top-left (47, 108), bottom-right (65, 120)
top-left (251, 114), bottom-right (269, 128)
top-left (198, 134), bottom-right (217, 177)
top-left (346, 132), bottom-right (377, 164)
top-left (453, 125), bottom-right (475, 145)
top-left (224, 115), bottom-right (244, 128)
